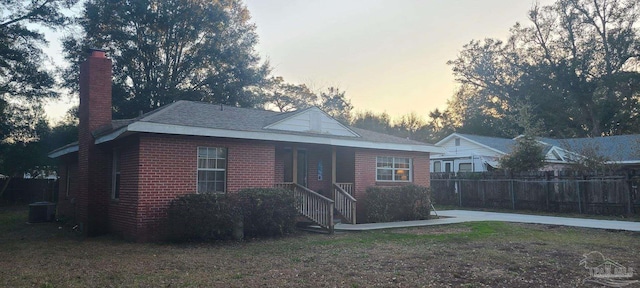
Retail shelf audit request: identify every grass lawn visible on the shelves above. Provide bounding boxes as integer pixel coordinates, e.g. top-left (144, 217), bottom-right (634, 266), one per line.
top-left (1, 206), bottom-right (639, 287)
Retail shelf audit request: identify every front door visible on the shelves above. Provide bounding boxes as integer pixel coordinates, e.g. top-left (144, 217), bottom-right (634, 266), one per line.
top-left (444, 161), bottom-right (453, 173)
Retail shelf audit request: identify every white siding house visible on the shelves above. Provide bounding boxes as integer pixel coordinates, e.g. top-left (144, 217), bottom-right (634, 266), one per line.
top-left (431, 133), bottom-right (509, 172)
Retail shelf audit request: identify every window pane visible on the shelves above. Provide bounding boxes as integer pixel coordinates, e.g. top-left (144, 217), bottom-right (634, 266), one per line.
top-left (208, 159), bottom-right (216, 169)
top-left (198, 159), bottom-right (207, 169)
top-left (394, 158), bottom-right (410, 168)
top-left (216, 159), bottom-right (226, 169)
top-left (434, 161), bottom-right (441, 172)
top-left (214, 182), bottom-right (225, 192)
top-left (198, 148), bottom-right (208, 159)
top-left (459, 163), bottom-right (472, 172)
top-left (377, 157), bottom-right (392, 168)
top-left (377, 169), bottom-right (392, 181)
top-left (395, 169), bottom-right (409, 181)
top-left (197, 182), bottom-right (206, 193)
top-left (114, 174), bottom-right (121, 198)
top-left (198, 171), bottom-right (208, 181)
top-left (215, 171), bottom-right (225, 181)
top-left (207, 182), bottom-right (216, 193)
top-left (217, 148), bottom-right (227, 159)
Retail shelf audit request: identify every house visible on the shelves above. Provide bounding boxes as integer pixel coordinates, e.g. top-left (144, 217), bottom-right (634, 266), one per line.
top-left (48, 50), bottom-right (443, 241)
top-left (431, 132), bottom-right (640, 173)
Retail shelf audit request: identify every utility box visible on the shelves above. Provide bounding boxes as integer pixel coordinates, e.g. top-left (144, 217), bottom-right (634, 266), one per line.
top-left (28, 202), bottom-right (56, 223)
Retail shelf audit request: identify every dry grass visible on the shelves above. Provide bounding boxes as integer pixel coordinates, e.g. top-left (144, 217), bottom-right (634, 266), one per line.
top-left (1, 206), bottom-right (639, 287)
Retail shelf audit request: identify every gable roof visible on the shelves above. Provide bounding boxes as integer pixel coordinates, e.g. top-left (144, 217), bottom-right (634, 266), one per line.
top-left (263, 106), bottom-right (360, 137)
top-left (436, 133), bottom-right (515, 155)
top-left (49, 101), bottom-right (443, 158)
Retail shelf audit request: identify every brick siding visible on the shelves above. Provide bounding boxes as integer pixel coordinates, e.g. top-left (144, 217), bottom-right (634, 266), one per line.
top-left (131, 134), bottom-right (275, 242)
top-left (354, 149), bottom-right (431, 222)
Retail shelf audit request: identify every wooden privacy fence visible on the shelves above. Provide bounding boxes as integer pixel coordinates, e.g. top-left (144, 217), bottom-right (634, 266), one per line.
top-left (431, 177), bottom-right (640, 215)
top-left (1, 178), bottom-right (58, 204)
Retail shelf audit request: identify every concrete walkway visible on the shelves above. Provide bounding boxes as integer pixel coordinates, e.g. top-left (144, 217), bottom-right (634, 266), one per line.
top-left (334, 210), bottom-right (640, 232)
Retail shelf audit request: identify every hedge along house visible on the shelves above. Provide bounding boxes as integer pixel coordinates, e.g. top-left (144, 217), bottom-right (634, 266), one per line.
top-left (49, 50), bottom-right (444, 241)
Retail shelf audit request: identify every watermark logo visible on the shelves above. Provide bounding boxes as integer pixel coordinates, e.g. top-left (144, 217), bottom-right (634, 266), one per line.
top-left (580, 251), bottom-right (638, 287)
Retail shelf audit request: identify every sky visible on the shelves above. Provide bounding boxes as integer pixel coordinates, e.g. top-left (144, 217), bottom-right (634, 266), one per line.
top-left (44, 0), bottom-right (555, 123)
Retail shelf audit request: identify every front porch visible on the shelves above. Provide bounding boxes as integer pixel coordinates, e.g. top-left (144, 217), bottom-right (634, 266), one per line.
top-left (273, 145), bottom-right (357, 233)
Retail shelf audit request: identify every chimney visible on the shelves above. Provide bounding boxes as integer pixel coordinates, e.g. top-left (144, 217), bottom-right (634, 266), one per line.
top-left (79, 49), bottom-right (112, 131)
top-left (77, 48), bottom-right (112, 236)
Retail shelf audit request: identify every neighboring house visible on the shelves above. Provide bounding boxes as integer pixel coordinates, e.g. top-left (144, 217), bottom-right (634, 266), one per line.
top-left (48, 50), bottom-right (443, 242)
top-left (431, 133), bottom-right (640, 173)
top-left (539, 135), bottom-right (640, 168)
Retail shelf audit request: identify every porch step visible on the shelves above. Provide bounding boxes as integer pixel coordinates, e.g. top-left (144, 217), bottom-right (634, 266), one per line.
top-left (296, 218), bottom-right (342, 234)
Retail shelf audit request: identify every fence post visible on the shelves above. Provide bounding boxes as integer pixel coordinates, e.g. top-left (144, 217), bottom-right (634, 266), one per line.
top-left (545, 173), bottom-right (550, 211)
top-left (576, 180), bottom-right (582, 214)
top-left (627, 178), bottom-right (632, 215)
top-left (510, 179), bottom-right (515, 210)
top-left (457, 180), bottom-right (462, 207)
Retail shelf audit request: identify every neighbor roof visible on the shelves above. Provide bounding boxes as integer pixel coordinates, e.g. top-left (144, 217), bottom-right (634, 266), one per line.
top-left (539, 135), bottom-right (640, 163)
top-left (49, 101), bottom-right (443, 158)
top-left (435, 132), bottom-right (640, 164)
top-left (452, 133), bottom-right (516, 154)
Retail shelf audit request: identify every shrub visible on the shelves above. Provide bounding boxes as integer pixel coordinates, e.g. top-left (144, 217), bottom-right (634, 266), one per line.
top-left (236, 188), bottom-right (298, 238)
top-left (167, 193), bottom-right (241, 242)
top-left (364, 185), bottom-right (430, 223)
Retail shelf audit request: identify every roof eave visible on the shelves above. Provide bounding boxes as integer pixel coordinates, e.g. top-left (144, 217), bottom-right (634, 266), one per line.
top-left (48, 145), bottom-right (79, 158)
top-left (111, 122), bottom-right (444, 153)
top-left (439, 133), bottom-right (508, 155)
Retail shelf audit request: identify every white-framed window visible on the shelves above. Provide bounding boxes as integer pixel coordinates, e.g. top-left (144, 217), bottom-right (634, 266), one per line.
top-left (376, 156), bottom-right (412, 182)
top-left (197, 147), bottom-right (227, 193)
top-left (455, 138), bottom-right (460, 146)
top-left (433, 161), bottom-right (442, 173)
top-left (458, 163), bottom-right (472, 172)
top-left (112, 150), bottom-right (121, 200)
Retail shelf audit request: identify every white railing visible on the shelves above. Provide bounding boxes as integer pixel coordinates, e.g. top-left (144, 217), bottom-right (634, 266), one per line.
top-left (333, 183), bottom-right (357, 224)
top-left (275, 183), bottom-right (334, 233)
top-left (335, 182), bottom-right (354, 196)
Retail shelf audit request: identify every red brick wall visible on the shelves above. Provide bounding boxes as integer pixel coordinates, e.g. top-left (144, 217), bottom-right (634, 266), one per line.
top-left (274, 147), bottom-right (286, 183)
top-left (354, 149), bottom-right (431, 222)
top-left (107, 137), bottom-right (140, 241)
top-left (133, 134), bottom-right (276, 242)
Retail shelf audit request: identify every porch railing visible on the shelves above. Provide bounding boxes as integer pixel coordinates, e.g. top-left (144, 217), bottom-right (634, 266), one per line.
top-left (275, 182), bottom-right (334, 233)
top-left (335, 182), bottom-right (354, 196)
top-left (333, 183), bottom-right (357, 224)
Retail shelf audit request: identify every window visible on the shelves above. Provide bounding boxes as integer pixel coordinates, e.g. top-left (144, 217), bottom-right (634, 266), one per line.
top-left (112, 150), bottom-right (121, 200)
top-left (458, 163), bottom-right (472, 172)
top-left (433, 161), bottom-right (442, 172)
top-left (65, 166), bottom-right (71, 198)
top-left (455, 138), bottom-right (460, 146)
top-left (197, 147), bottom-right (227, 193)
top-left (376, 156), bottom-right (412, 182)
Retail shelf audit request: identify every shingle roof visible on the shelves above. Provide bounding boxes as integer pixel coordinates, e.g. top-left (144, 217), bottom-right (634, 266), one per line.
top-left (52, 101), bottom-right (440, 158)
top-left (123, 101), bottom-right (427, 146)
top-left (541, 135), bottom-right (640, 162)
top-left (455, 133), bottom-right (516, 153)
top-left (450, 133), bottom-right (640, 163)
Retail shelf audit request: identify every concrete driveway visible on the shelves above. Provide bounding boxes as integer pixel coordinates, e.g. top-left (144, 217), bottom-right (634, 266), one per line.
top-left (334, 210), bottom-right (640, 232)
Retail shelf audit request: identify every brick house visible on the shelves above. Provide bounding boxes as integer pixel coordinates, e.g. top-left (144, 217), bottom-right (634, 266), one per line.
top-left (49, 50), bottom-right (443, 242)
